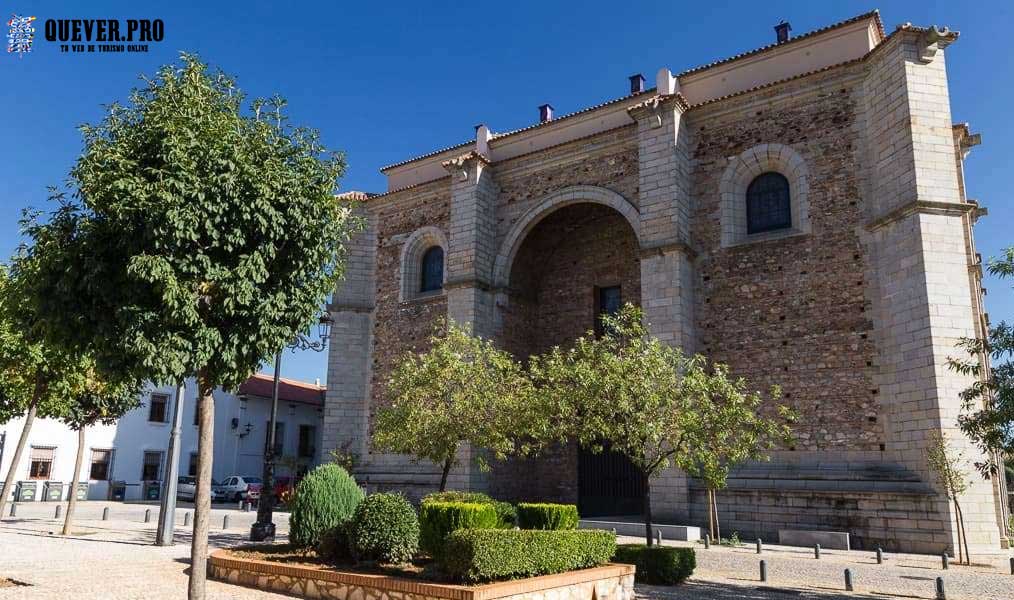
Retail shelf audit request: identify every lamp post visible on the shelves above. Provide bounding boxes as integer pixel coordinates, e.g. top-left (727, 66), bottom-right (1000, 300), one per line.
top-left (249, 312), bottom-right (333, 542)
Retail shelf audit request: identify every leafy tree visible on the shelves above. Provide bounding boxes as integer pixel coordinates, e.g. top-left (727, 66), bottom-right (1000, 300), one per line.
top-left (532, 305), bottom-right (703, 546)
top-left (57, 375), bottom-right (141, 535)
top-left (374, 319), bottom-right (540, 491)
top-left (927, 433), bottom-right (973, 564)
top-left (948, 247), bottom-right (1014, 482)
top-left (685, 364), bottom-right (794, 541)
top-left (20, 54), bottom-right (358, 599)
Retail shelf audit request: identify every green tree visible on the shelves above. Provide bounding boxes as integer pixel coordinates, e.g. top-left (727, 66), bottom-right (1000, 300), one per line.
top-left (532, 304), bottom-right (705, 546)
top-left (948, 247), bottom-right (1014, 483)
top-left (374, 319), bottom-right (540, 491)
top-left (927, 433), bottom-right (973, 564)
top-left (58, 374), bottom-right (141, 535)
top-left (21, 54), bottom-right (358, 599)
top-left (686, 364), bottom-right (794, 541)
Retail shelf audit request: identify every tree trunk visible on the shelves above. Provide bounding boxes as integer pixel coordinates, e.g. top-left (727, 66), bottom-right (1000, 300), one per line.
top-left (643, 472), bottom-right (653, 546)
top-left (61, 426), bottom-right (86, 535)
top-left (439, 455), bottom-right (453, 492)
top-left (955, 500), bottom-right (971, 565)
top-left (712, 488), bottom-right (722, 541)
top-left (188, 370), bottom-right (216, 600)
top-left (0, 380), bottom-right (42, 520)
top-left (706, 488), bottom-right (716, 541)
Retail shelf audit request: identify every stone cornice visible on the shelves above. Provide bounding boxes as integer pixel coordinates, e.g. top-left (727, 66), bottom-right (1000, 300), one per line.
top-left (639, 240), bottom-right (698, 260)
top-left (626, 93), bottom-right (688, 126)
top-left (865, 199), bottom-right (976, 232)
top-left (443, 276), bottom-right (491, 292)
top-left (326, 302), bottom-right (374, 313)
top-left (441, 151), bottom-right (491, 180)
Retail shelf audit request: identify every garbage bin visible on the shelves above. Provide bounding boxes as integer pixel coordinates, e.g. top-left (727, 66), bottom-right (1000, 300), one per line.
top-left (143, 481), bottom-right (161, 501)
top-left (14, 481), bottom-right (38, 502)
top-left (108, 480), bottom-right (126, 501)
top-left (75, 482), bottom-right (89, 501)
top-left (43, 481), bottom-right (64, 501)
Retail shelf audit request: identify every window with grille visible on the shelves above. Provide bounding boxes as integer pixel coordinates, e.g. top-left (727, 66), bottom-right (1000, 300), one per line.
top-left (188, 452), bottom-right (198, 477)
top-left (746, 172), bottom-right (792, 234)
top-left (148, 393), bottom-right (169, 423)
top-left (298, 425), bottom-right (316, 458)
top-left (89, 449), bottom-right (113, 480)
top-left (420, 246), bottom-right (444, 292)
top-left (595, 286), bottom-right (622, 338)
top-left (141, 451), bottom-right (163, 481)
top-left (29, 446), bottom-right (55, 479)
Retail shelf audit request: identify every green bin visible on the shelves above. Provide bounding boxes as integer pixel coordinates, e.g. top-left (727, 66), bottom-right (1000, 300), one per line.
top-left (14, 481), bottom-right (38, 501)
top-left (43, 481), bottom-right (64, 501)
top-left (75, 482), bottom-right (89, 500)
top-left (109, 480), bottom-right (126, 501)
top-left (143, 481), bottom-right (161, 501)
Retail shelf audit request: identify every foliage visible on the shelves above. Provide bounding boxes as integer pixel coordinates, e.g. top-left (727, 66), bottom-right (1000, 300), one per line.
top-left (419, 502), bottom-right (499, 557)
top-left (421, 490), bottom-right (516, 527)
top-left (948, 247), bottom-right (1014, 477)
top-left (316, 524), bottom-right (353, 566)
top-left (439, 529), bottom-right (616, 583)
top-left (374, 320), bottom-right (542, 490)
top-left (328, 439), bottom-right (359, 473)
top-left (516, 503), bottom-right (579, 530)
top-left (927, 433), bottom-right (973, 564)
top-left (289, 464), bottom-right (365, 548)
top-left (348, 493), bottom-right (419, 564)
top-left (613, 545), bottom-right (696, 585)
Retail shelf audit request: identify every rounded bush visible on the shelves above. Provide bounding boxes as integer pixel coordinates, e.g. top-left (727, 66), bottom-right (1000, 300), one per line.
top-left (316, 525), bottom-right (352, 565)
top-left (349, 493), bottom-right (419, 564)
top-left (288, 464), bottom-right (365, 548)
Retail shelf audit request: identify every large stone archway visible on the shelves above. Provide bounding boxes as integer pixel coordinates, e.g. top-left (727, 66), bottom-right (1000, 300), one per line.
top-left (490, 200), bottom-right (644, 512)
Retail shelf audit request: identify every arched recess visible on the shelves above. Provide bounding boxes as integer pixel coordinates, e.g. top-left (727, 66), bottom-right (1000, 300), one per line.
top-left (492, 185), bottom-right (641, 289)
top-left (399, 225), bottom-right (448, 302)
top-left (718, 143), bottom-right (811, 247)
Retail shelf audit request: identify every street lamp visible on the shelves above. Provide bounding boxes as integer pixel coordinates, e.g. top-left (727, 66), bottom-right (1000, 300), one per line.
top-left (250, 311), bottom-right (333, 542)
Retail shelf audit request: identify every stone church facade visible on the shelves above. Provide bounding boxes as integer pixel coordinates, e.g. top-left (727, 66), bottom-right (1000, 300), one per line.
top-left (324, 11), bottom-right (1010, 553)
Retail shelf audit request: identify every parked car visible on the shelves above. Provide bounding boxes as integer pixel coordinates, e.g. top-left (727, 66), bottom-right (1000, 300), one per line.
top-left (218, 475), bottom-right (262, 502)
top-left (177, 476), bottom-right (227, 502)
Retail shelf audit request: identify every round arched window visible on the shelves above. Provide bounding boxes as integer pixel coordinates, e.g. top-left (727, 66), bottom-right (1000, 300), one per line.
top-left (746, 172), bottom-right (791, 234)
top-left (420, 246), bottom-right (444, 293)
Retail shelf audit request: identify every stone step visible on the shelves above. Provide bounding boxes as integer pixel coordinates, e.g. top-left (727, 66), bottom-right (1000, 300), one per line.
top-left (579, 518), bottom-right (701, 541)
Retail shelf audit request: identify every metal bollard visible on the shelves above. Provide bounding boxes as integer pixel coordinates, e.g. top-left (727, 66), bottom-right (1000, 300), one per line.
top-left (655, 529), bottom-right (662, 546)
top-left (756, 538), bottom-right (763, 554)
top-left (144, 509), bottom-right (151, 523)
top-left (102, 507), bottom-right (109, 521)
top-left (243, 501), bottom-right (250, 512)
top-left (814, 543), bottom-right (821, 559)
top-left (183, 511), bottom-right (191, 527)
top-left (935, 577), bottom-right (946, 600)
top-left (844, 568), bottom-right (854, 592)
top-left (238, 500), bottom-right (244, 511)
top-left (941, 552), bottom-right (949, 570)
top-left (704, 533), bottom-right (711, 549)
top-left (611, 527), bottom-right (616, 535)
top-left (1010, 556), bottom-right (1013, 575)
top-left (759, 560), bottom-right (767, 582)
top-left (223, 514), bottom-right (230, 530)
top-left (876, 547), bottom-right (883, 564)
top-left (8, 503), bottom-right (15, 517)
top-left (55, 505), bottom-right (62, 519)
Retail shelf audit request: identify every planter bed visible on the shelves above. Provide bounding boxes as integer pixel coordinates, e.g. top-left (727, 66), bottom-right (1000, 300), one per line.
top-left (209, 547), bottom-right (635, 600)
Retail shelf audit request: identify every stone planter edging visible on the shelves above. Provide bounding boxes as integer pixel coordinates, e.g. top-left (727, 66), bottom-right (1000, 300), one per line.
top-left (209, 550), bottom-right (635, 600)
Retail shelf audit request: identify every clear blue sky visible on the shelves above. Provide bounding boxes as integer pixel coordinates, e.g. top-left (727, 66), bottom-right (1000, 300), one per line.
top-left (2, 1), bottom-right (1012, 385)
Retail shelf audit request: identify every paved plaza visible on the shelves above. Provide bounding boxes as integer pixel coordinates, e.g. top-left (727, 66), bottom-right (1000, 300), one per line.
top-left (1, 502), bottom-right (1012, 599)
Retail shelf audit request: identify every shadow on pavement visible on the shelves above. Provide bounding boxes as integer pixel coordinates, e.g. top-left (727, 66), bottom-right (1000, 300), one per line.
top-left (638, 581), bottom-right (893, 600)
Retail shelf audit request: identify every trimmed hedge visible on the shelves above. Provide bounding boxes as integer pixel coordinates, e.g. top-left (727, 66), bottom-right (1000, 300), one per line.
top-left (348, 493), bottom-right (419, 564)
top-left (422, 490), bottom-right (516, 527)
top-left (420, 502), bottom-right (499, 557)
top-left (440, 528), bottom-right (616, 583)
top-left (316, 524), bottom-right (352, 565)
top-left (516, 503), bottom-right (579, 530)
top-left (613, 544), bottom-right (696, 585)
top-left (288, 464), bottom-right (364, 548)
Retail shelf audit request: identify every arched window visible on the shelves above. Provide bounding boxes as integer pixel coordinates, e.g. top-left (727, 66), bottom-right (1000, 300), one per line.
top-left (746, 172), bottom-right (792, 234)
top-left (420, 246), bottom-right (444, 293)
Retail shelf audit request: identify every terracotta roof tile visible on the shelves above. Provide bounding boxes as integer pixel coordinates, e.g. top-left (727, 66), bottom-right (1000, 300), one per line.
top-left (236, 373), bottom-right (325, 407)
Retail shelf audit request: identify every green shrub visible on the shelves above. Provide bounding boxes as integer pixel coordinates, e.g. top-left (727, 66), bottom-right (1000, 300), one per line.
top-left (422, 490), bottom-right (516, 528)
top-left (420, 502), bottom-right (499, 557)
top-left (348, 493), bottom-right (419, 564)
top-left (440, 529), bottom-right (616, 583)
top-left (516, 503), bottom-right (579, 530)
top-left (316, 525), bottom-right (352, 565)
top-left (613, 544), bottom-right (696, 585)
top-left (288, 464), bottom-right (365, 548)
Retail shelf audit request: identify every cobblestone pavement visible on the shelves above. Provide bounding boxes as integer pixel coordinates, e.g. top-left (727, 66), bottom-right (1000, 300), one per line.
top-left (2, 504), bottom-right (1013, 599)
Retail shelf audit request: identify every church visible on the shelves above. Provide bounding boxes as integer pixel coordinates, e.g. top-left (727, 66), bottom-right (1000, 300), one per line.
top-left (323, 11), bottom-right (1010, 554)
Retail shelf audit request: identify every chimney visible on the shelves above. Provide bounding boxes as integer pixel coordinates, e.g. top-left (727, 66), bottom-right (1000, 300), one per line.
top-left (775, 20), bottom-right (791, 43)
top-left (629, 73), bottom-right (645, 95)
top-left (539, 104), bottom-right (554, 123)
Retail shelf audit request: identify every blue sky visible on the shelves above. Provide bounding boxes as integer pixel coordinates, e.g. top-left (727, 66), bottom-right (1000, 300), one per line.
top-left (2, 1), bottom-right (1012, 385)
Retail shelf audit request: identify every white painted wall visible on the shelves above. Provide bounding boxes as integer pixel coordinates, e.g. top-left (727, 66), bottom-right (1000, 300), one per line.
top-left (1, 378), bottom-right (323, 502)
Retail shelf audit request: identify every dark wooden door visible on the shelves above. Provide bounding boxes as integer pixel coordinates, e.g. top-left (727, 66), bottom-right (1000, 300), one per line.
top-left (578, 442), bottom-right (645, 517)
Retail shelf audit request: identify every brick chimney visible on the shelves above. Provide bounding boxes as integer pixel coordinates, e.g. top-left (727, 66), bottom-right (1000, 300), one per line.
top-left (775, 20), bottom-right (791, 43)
top-left (539, 104), bottom-right (554, 123)
top-left (629, 74), bottom-right (645, 94)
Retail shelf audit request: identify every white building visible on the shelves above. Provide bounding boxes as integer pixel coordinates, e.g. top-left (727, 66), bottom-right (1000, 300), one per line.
top-left (0, 373), bottom-right (325, 502)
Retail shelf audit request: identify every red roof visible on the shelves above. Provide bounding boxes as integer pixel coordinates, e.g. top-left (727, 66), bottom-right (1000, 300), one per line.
top-left (237, 373), bottom-right (325, 407)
